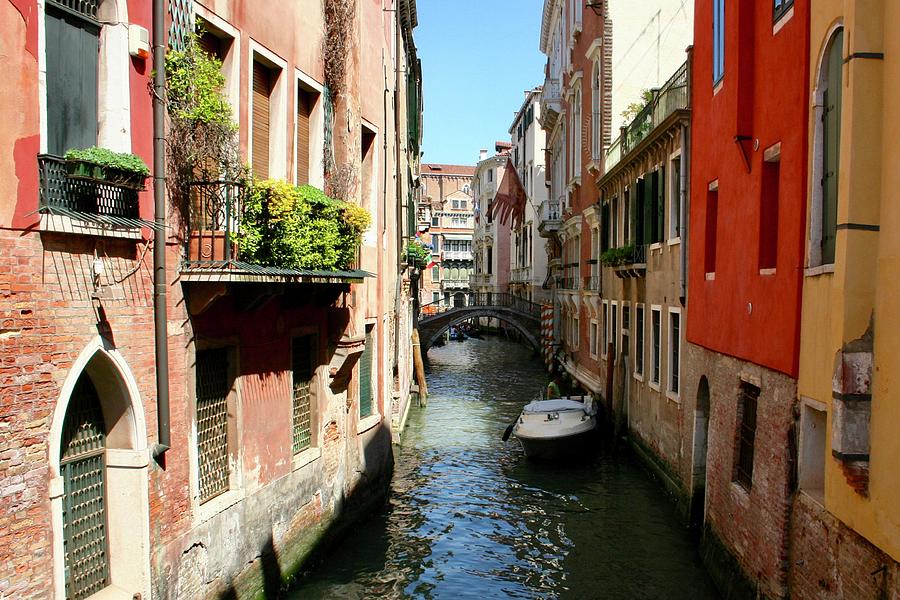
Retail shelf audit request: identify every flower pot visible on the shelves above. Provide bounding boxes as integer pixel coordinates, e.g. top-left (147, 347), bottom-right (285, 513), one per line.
top-left (104, 168), bottom-right (148, 190)
top-left (65, 160), bottom-right (148, 190)
top-left (65, 159), bottom-right (105, 181)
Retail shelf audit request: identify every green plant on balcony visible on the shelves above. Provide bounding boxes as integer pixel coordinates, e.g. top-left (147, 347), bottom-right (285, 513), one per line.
top-left (406, 240), bottom-right (430, 268)
top-left (600, 244), bottom-right (635, 267)
top-left (63, 147), bottom-right (150, 189)
top-left (238, 180), bottom-right (371, 271)
top-left (165, 25), bottom-right (244, 219)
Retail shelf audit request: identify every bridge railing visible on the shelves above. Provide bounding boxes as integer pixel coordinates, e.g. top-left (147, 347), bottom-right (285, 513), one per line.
top-left (419, 292), bottom-right (541, 320)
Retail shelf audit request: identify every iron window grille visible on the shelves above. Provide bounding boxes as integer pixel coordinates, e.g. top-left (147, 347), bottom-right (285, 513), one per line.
top-left (359, 326), bottom-right (374, 418)
top-left (736, 382), bottom-right (760, 489)
top-left (196, 348), bottom-right (231, 503)
top-left (635, 307), bottom-right (645, 375)
top-left (292, 336), bottom-right (316, 454)
top-left (60, 376), bottom-right (109, 600)
top-left (47, 0), bottom-right (99, 20)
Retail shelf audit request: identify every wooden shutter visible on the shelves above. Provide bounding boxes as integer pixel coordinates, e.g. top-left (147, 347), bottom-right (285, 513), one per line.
top-left (45, 5), bottom-right (99, 156)
top-left (657, 165), bottom-right (666, 243)
top-left (822, 30), bottom-right (843, 265)
top-left (635, 178), bottom-right (645, 245)
top-left (252, 62), bottom-right (271, 179)
top-left (296, 89), bottom-right (311, 185)
top-left (358, 326), bottom-right (374, 418)
top-left (198, 31), bottom-right (223, 60)
top-left (644, 172), bottom-right (655, 245)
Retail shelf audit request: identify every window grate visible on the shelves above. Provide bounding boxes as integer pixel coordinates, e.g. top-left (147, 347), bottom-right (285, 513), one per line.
top-left (736, 383), bottom-right (759, 489)
top-left (196, 348), bottom-right (230, 503)
top-left (359, 327), bottom-right (374, 418)
top-left (47, 0), bottom-right (99, 21)
top-left (292, 336), bottom-right (315, 454)
top-left (39, 155), bottom-right (140, 220)
top-left (61, 376), bottom-right (109, 600)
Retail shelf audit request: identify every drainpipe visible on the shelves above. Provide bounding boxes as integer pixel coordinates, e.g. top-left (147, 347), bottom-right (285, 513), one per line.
top-left (152, 0), bottom-right (170, 458)
top-left (679, 122), bottom-right (689, 305)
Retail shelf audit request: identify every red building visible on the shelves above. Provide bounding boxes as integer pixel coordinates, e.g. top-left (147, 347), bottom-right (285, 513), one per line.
top-left (686, 0), bottom-right (810, 597)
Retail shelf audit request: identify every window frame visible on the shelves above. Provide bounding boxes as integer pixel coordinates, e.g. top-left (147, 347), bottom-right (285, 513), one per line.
top-left (601, 300), bottom-right (609, 359)
top-left (650, 305), bottom-right (662, 390)
top-left (667, 307), bottom-right (682, 400)
top-left (773, 0), bottom-right (794, 23)
top-left (735, 381), bottom-right (760, 490)
top-left (713, 0), bottom-right (725, 85)
top-left (634, 304), bottom-right (645, 379)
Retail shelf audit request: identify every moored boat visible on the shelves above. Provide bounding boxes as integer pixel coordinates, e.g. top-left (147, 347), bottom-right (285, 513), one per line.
top-left (511, 397), bottom-right (597, 460)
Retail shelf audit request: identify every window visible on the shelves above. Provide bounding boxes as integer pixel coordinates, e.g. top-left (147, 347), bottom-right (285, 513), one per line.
top-left (487, 247), bottom-right (493, 274)
top-left (291, 336), bottom-right (316, 454)
top-left (358, 325), bottom-right (375, 418)
top-left (45, 0), bottom-right (100, 156)
top-left (611, 303), bottom-right (618, 362)
top-left (669, 155), bottom-right (682, 240)
top-left (705, 186), bottom-right (719, 274)
top-left (668, 309), bottom-right (681, 396)
top-left (635, 305), bottom-right (645, 376)
top-left (611, 198), bottom-right (619, 248)
top-left (591, 60), bottom-right (601, 160)
top-left (651, 308), bottom-right (661, 386)
top-left (623, 187), bottom-right (631, 245)
top-left (432, 214), bottom-right (440, 226)
top-left (621, 304), bottom-right (631, 365)
top-left (799, 401), bottom-right (826, 501)
top-left (296, 86), bottom-right (317, 185)
top-left (488, 169), bottom-right (493, 183)
top-left (713, 0), bottom-right (725, 84)
top-left (735, 382), bottom-right (759, 489)
top-left (252, 60), bottom-right (275, 178)
top-left (602, 301), bottom-right (609, 357)
top-left (773, 0), bottom-right (793, 22)
top-left (574, 88), bottom-right (582, 177)
top-left (432, 265), bottom-right (439, 281)
top-left (649, 166), bottom-right (666, 244)
top-left (573, 316), bottom-right (580, 350)
top-left (590, 320), bottom-right (598, 358)
top-left (759, 158), bottom-right (780, 270)
top-left (432, 291), bottom-right (440, 303)
top-left (820, 29), bottom-right (843, 265)
top-left (196, 347), bottom-right (235, 503)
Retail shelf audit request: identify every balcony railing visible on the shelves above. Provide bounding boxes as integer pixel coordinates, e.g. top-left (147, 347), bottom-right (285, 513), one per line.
top-left (420, 292), bottom-right (541, 320)
top-left (584, 275), bottom-right (600, 291)
top-left (186, 180), bottom-right (245, 264)
top-left (37, 154), bottom-right (153, 229)
top-left (604, 60), bottom-right (690, 172)
top-left (541, 74), bottom-right (563, 130)
top-left (442, 250), bottom-right (473, 261)
top-left (538, 200), bottom-right (562, 236)
top-left (441, 279), bottom-right (470, 290)
top-left (510, 266), bottom-right (533, 283)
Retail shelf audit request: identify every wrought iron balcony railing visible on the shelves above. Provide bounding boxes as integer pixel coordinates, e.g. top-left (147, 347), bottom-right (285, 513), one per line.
top-left (185, 180), bottom-right (245, 264)
top-left (37, 154), bottom-right (155, 230)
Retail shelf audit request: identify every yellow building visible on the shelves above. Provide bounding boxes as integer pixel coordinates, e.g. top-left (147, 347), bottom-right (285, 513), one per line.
top-left (794, 0), bottom-right (899, 596)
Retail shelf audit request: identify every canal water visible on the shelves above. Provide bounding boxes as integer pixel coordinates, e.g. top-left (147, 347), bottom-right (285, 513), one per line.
top-left (290, 337), bottom-right (718, 599)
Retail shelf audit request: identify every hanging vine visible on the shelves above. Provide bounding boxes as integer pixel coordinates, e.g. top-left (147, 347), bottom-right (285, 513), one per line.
top-left (322, 0), bottom-right (358, 199)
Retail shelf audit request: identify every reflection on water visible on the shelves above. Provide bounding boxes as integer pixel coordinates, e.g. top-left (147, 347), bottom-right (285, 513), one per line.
top-left (289, 338), bottom-right (718, 599)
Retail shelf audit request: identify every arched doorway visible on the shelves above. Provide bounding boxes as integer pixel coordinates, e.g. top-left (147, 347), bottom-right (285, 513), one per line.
top-left (690, 376), bottom-right (711, 528)
top-left (50, 339), bottom-right (150, 599)
top-left (453, 292), bottom-right (465, 307)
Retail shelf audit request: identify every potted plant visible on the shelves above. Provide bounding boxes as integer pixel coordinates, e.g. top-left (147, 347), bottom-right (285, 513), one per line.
top-left (64, 147), bottom-right (151, 190)
top-left (406, 240), bottom-right (430, 269)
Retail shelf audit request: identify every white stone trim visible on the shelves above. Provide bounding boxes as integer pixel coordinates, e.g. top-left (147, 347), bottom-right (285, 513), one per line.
top-left (248, 39), bottom-right (289, 180)
top-left (294, 67), bottom-right (326, 189)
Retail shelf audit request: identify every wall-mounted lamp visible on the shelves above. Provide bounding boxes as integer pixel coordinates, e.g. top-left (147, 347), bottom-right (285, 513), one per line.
top-left (585, 1), bottom-right (604, 16)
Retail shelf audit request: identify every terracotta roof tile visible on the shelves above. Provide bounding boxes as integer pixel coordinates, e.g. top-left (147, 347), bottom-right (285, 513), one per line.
top-left (421, 163), bottom-right (476, 176)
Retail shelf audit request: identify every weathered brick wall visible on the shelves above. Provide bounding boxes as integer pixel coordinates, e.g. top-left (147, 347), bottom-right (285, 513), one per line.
top-left (789, 493), bottom-right (900, 600)
top-left (683, 342), bottom-right (796, 599)
top-left (0, 228), bottom-right (160, 598)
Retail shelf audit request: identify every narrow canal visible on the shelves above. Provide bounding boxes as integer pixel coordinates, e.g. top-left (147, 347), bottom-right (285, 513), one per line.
top-left (290, 337), bottom-right (718, 599)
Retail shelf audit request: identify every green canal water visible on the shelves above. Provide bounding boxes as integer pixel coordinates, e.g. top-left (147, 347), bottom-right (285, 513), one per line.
top-left (289, 337), bottom-right (718, 599)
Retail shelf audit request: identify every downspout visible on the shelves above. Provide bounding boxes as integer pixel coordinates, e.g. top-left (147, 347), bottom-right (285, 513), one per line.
top-left (679, 121), bottom-right (689, 305)
top-left (152, 0), bottom-right (170, 458)
top-left (394, 0), bottom-right (404, 370)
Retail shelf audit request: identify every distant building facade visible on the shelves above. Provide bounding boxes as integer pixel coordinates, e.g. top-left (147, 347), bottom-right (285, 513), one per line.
top-left (471, 145), bottom-right (512, 298)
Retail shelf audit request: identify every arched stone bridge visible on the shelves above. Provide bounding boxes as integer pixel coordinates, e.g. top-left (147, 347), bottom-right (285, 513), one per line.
top-left (418, 293), bottom-right (542, 353)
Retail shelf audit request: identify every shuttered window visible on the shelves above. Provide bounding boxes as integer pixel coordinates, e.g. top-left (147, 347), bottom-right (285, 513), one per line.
top-left (635, 306), bottom-right (645, 375)
top-left (45, 2), bottom-right (99, 156)
top-left (252, 61), bottom-right (272, 179)
top-left (296, 88), bottom-right (313, 185)
top-left (359, 326), bottom-right (374, 418)
top-left (656, 165), bottom-right (666, 243)
top-left (60, 375), bottom-right (109, 600)
top-left (651, 308), bottom-right (661, 384)
top-left (821, 29), bottom-right (843, 265)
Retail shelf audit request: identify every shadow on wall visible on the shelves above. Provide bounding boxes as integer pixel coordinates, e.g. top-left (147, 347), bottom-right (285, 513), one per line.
top-left (212, 421), bottom-right (394, 599)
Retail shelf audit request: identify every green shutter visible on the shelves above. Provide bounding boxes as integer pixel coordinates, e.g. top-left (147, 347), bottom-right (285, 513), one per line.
top-left (657, 165), bottom-right (666, 243)
top-left (45, 4), bottom-right (99, 156)
top-left (635, 178), bottom-right (645, 245)
top-left (822, 29), bottom-right (843, 265)
top-left (359, 326), bottom-right (374, 418)
top-left (645, 171), bottom-right (656, 244)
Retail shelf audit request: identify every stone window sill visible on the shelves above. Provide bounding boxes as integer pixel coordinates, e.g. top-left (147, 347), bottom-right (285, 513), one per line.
top-left (804, 264), bottom-right (835, 277)
top-left (197, 488), bottom-right (245, 524)
top-left (357, 413), bottom-right (382, 434)
top-left (292, 447), bottom-right (322, 471)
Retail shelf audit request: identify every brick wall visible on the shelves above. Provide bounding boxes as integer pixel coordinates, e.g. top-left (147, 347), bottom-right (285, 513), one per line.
top-left (789, 493), bottom-right (900, 600)
top-left (683, 342), bottom-right (797, 599)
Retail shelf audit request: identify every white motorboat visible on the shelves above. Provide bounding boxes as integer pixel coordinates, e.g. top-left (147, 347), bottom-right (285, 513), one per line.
top-left (510, 397), bottom-right (597, 460)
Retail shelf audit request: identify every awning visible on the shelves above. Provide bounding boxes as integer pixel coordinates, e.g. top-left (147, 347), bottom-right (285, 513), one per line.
top-left (180, 260), bottom-right (372, 284)
top-left (39, 205), bottom-right (164, 231)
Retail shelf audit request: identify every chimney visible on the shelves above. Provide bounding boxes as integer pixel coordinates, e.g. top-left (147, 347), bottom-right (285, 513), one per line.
top-left (479, 149), bottom-right (488, 161)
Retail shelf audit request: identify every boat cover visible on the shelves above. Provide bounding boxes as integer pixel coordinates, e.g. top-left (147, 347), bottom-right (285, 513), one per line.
top-left (522, 399), bottom-right (590, 414)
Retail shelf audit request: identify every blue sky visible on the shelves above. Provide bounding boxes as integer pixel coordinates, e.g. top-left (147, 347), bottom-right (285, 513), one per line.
top-left (415, 0), bottom-right (546, 166)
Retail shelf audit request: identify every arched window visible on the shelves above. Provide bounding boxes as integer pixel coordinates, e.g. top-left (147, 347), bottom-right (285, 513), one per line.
top-left (574, 88), bottom-right (582, 177)
top-left (810, 28), bottom-right (843, 266)
top-left (60, 374), bottom-right (109, 599)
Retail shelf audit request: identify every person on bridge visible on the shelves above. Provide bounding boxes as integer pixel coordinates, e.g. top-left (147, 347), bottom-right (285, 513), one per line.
top-left (547, 373), bottom-right (563, 399)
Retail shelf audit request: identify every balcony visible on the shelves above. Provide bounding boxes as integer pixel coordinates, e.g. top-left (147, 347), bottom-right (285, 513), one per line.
top-left (602, 244), bottom-right (648, 279)
top-left (441, 278), bottom-right (470, 290)
top-left (470, 273), bottom-right (492, 287)
top-left (37, 154), bottom-right (158, 235)
top-left (510, 266), bottom-right (533, 284)
top-left (541, 74), bottom-right (563, 131)
top-left (442, 250), bottom-right (473, 261)
top-left (604, 60), bottom-right (690, 172)
top-left (181, 181), bottom-right (368, 285)
top-left (538, 200), bottom-right (562, 237)
top-left (584, 274), bottom-right (601, 291)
